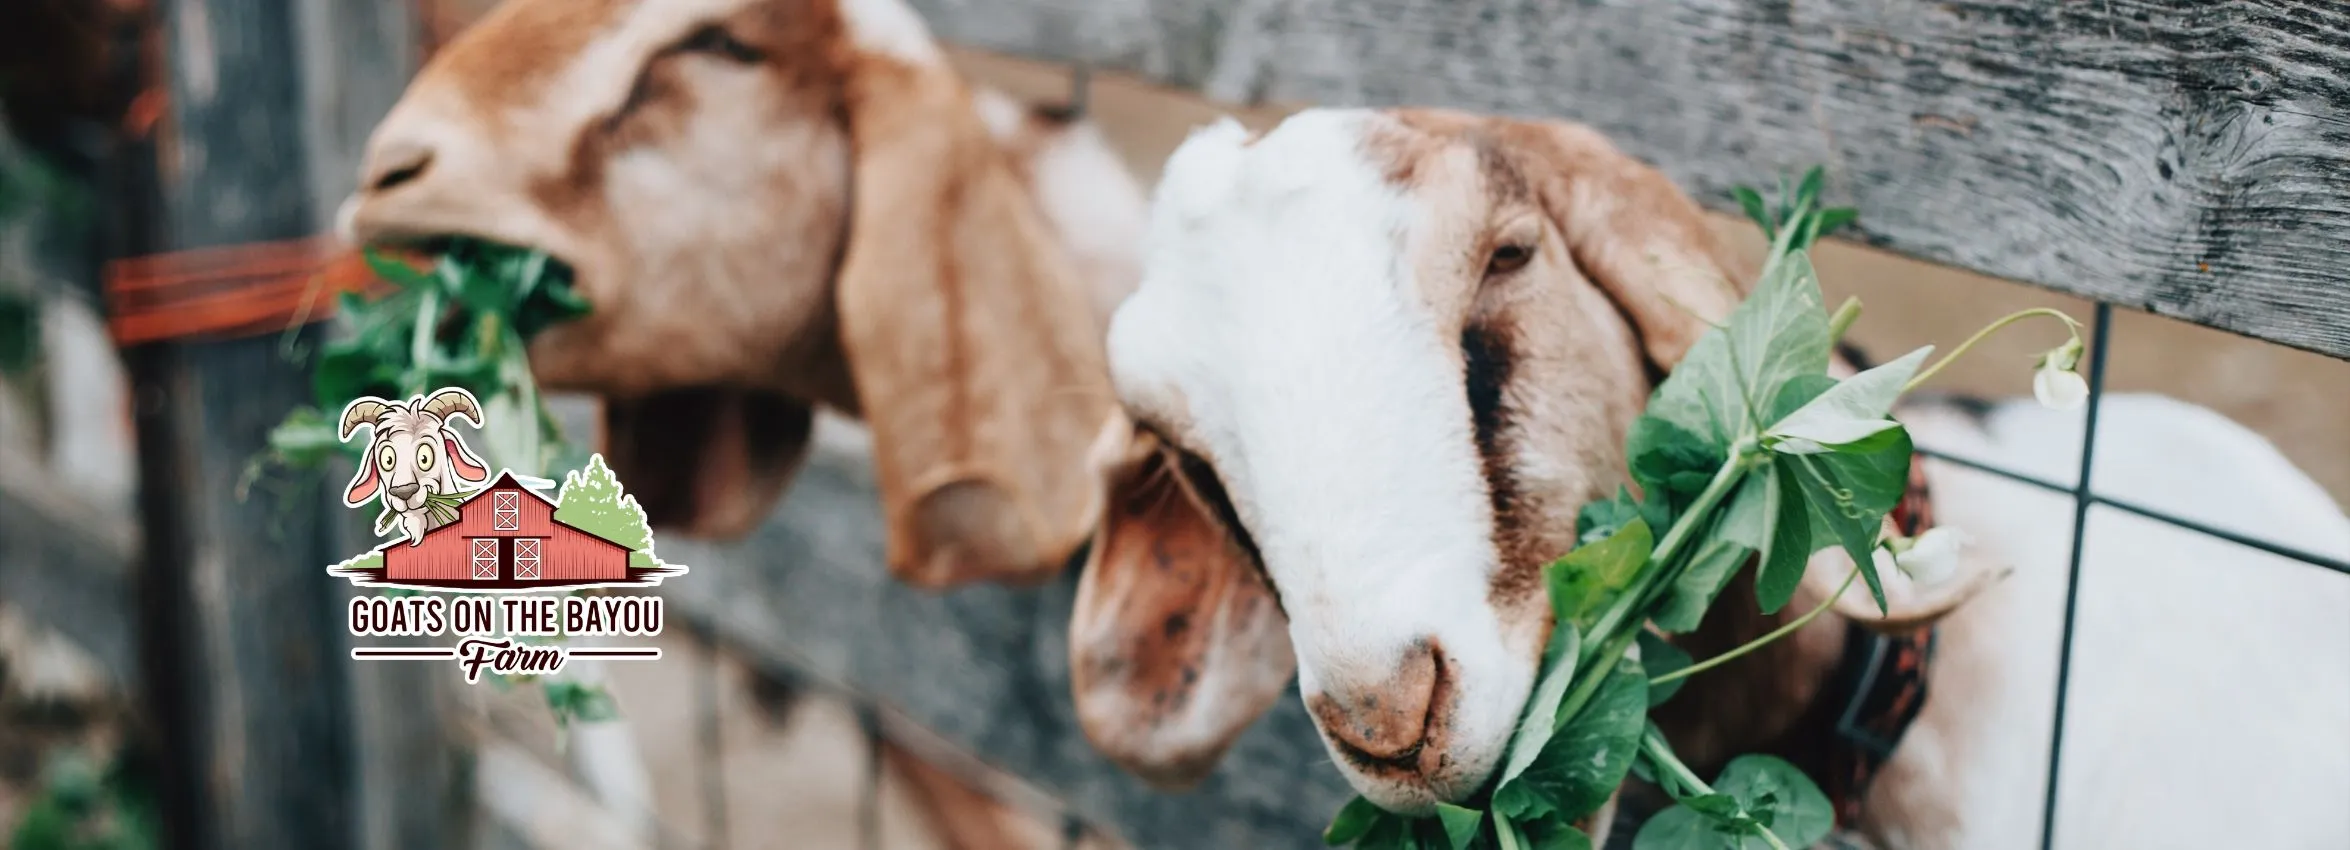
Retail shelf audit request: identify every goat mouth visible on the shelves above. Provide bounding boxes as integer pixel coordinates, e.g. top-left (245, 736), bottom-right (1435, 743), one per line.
top-left (356, 235), bottom-right (592, 331)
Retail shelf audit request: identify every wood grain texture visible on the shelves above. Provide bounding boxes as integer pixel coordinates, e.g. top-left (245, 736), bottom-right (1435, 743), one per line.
top-left (116, 1), bottom-right (440, 848)
top-left (655, 418), bottom-right (1355, 850)
top-left (909, 0), bottom-right (2350, 361)
top-left (0, 450), bottom-right (138, 689)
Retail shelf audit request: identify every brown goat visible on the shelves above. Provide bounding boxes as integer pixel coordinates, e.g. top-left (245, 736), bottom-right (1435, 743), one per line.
top-left (338, 0), bottom-right (1147, 589)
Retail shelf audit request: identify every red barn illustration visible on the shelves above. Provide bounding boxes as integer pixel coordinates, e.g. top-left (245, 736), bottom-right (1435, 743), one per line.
top-left (381, 472), bottom-right (633, 588)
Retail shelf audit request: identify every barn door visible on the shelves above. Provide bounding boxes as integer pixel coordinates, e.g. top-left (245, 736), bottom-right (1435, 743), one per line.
top-left (514, 539), bottom-right (542, 580)
top-left (472, 538), bottom-right (498, 581)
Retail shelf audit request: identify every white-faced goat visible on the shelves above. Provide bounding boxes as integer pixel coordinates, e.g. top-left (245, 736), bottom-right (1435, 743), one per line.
top-left (339, 388), bottom-right (493, 545)
top-left (1069, 108), bottom-right (2350, 849)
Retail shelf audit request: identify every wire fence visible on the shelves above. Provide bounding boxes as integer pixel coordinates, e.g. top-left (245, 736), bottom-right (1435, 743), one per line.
top-left (1902, 301), bottom-right (2348, 850)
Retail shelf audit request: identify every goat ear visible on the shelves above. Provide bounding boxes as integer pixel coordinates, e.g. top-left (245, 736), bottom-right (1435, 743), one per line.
top-left (1069, 416), bottom-right (1295, 789)
top-left (1500, 118), bottom-right (1748, 371)
top-left (345, 457), bottom-right (381, 506)
top-left (443, 435), bottom-right (490, 483)
top-left (601, 387), bottom-right (814, 539)
top-left (831, 46), bottom-right (1118, 588)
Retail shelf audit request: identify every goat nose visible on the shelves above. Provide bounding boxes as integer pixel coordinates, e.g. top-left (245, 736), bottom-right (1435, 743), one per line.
top-left (388, 483), bottom-right (420, 500)
top-left (361, 139), bottom-right (435, 193)
top-left (1308, 640), bottom-right (1444, 764)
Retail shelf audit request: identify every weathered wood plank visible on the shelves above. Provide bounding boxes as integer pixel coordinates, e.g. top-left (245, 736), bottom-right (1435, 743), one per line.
top-left (0, 450), bottom-right (138, 689)
top-left (909, 0), bottom-right (2350, 362)
top-left (656, 417), bottom-right (1355, 850)
top-left (109, 0), bottom-right (411, 847)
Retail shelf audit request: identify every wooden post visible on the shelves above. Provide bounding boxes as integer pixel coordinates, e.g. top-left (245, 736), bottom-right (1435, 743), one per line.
top-left (104, 0), bottom-right (444, 848)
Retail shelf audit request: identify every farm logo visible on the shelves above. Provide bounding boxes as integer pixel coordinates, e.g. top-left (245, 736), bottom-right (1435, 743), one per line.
top-left (327, 387), bottom-right (680, 681)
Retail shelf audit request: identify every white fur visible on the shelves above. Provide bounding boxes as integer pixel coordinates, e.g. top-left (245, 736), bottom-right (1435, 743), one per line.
top-left (841, 0), bottom-right (944, 66)
top-left (1025, 118), bottom-right (1151, 325)
top-left (1110, 109), bottom-right (1531, 812)
top-left (1895, 396), bottom-right (2350, 850)
top-left (1124, 107), bottom-right (2350, 843)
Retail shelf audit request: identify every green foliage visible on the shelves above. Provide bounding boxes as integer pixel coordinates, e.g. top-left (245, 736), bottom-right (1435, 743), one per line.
top-left (0, 289), bottom-right (35, 376)
top-left (1326, 168), bottom-right (1949, 850)
top-left (554, 454), bottom-right (657, 560)
top-left (10, 750), bottom-right (158, 850)
top-left (260, 239), bottom-right (593, 485)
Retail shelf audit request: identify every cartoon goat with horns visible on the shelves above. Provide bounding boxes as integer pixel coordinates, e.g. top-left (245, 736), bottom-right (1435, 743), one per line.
top-left (338, 388), bottom-right (493, 545)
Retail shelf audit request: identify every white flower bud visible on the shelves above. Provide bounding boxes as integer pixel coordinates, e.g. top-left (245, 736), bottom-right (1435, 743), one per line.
top-left (2033, 364), bottom-right (2089, 411)
top-left (1894, 527), bottom-right (1969, 587)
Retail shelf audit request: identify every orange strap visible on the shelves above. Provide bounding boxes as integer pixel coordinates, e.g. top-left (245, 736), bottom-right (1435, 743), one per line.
top-left (103, 236), bottom-right (386, 346)
top-left (100, 0), bottom-right (476, 347)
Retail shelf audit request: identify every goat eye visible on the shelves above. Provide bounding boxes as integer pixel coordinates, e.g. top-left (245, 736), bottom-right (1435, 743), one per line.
top-left (417, 442), bottom-right (436, 471)
top-left (678, 25), bottom-right (763, 63)
top-left (1486, 243), bottom-right (1533, 275)
top-left (377, 445), bottom-right (396, 471)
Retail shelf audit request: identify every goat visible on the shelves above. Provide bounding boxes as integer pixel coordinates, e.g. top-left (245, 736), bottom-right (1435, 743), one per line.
top-left (1069, 108), bottom-right (2350, 848)
top-left (336, 0), bottom-right (1147, 589)
top-left (339, 387), bottom-right (493, 545)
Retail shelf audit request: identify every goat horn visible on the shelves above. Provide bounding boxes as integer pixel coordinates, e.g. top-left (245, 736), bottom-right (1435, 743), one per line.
top-left (339, 399), bottom-right (391, 440)
top-left (420, 388), bottom-right (483, 426)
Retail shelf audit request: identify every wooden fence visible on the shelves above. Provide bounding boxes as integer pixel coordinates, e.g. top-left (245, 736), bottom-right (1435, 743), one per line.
top-left (2, 1), bottom-right (2346, 849)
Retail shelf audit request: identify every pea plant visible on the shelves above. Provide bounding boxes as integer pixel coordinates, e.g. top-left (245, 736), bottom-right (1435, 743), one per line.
top-left (254, 239), bottom-right (620, 733)
top-left (1322, 169), bottom-right (2084, 850)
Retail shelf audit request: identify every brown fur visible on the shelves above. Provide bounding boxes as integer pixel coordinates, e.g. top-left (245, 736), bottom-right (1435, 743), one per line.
top-left (1068, 419), bottom-right (1294, 788)
top-left (344, 0), bottom-right (1126, 588)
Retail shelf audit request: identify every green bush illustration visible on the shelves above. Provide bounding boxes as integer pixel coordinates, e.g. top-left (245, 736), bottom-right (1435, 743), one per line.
top-left (553, 454), bottom-right (661, 567)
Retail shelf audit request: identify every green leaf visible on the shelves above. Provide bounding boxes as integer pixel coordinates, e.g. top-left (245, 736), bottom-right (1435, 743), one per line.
top-left (1631, 804), bottom-right (1740, 850)
top-left (1713, 467), bottom-right (1773, 553)
top-left (1574, 487), bottom-right (1643, 546)
top-left (1794, 167), bottom-right (1826, 216)
top-left (1765, 346), bottom-right (1931, 450)
top-left (1787, 429), bottom-right (1914, 612)
top-left (265, 406), bottom-right (355, 468)
top-left (1651, 537), bottom-right (1751, 634)
top-left (1713, 756), bottom-right (1833, 849)
top-left (1645, 250), bottom-right (1830, 455)
top-left (1814, 207), bottom-right (1858, 239)
top-left (1362, 814), bottom-right (1413, 849)
top-left (544, 681), bottom-right (620, 725)
top-left (1436, 803), bottom-right (1482, 850)
top-left (1493, 654), bottom-right (1647, 824)
top-left (1499, 623), bottom-right (1580, 785)
top-left (1638, 631), bottom-right (1693, 707)
top-left (1327, 797), bottom-right (1387, 846)
top-left (1525, 820), bottom-right (1592, 850)
top-left (1544, 520), bottom-right (1652, 632)
top-left (363, 248), bottom-right (434, 289)
top-left (1753, 463), bottom-right (1817, 615)
top-left (1732, 186), bottom-right (1772, 236)
top-left (1627, 414), bottom-right (1723, 502)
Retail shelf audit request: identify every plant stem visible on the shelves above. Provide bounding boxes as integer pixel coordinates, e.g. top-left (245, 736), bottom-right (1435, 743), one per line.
top-left (1826, 296), bottom-right (1862, 345)
top-left (1641, 730), bottom-right (1793, 850)
top-left (1903, 307), bottom-right (2081, 393)
top-left (1558, 440), bottom-right (1761, 721)
top-left (409, 287), bottom-right (438, 395)
top-left (1649, 566), bottom-right (1860, 687)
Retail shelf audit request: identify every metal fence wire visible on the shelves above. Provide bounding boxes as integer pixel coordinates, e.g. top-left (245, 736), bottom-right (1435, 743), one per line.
top-left (1901, 302), bottom-right (2350, 850)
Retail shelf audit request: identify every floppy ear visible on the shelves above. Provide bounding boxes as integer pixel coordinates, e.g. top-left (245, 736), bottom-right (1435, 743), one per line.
top-left (830, 45), bottom-right (1119, 588)
top-left (601, 387), bottom-right (815, 539)
top-left (1069, 415), bottom-right (1296, 789)
top-left (345, 455), bottom-right (382, 506)
top-left (443, 434), bottom-right (490, 483)
top-left (1499, 119), bottom-right (1749, 371)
